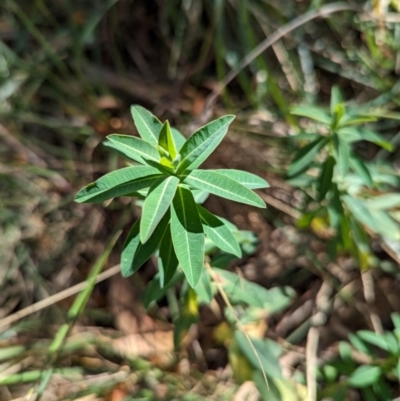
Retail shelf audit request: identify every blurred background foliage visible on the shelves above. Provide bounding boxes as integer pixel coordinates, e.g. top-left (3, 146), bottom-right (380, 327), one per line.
top-left (1, 0), bottom-right (400, 400)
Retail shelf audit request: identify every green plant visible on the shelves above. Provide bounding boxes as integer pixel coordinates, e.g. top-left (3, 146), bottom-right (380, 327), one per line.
top-left (318, 313), bottom-right (400, 401)
top-left (75, 106), bottom-right (268, 288)
top-left (288, 86), bottom-right (400, 268)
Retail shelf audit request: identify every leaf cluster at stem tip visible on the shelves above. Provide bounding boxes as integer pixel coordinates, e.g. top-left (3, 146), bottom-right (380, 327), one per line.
top-left (75, 105), bottom-right (269, 287)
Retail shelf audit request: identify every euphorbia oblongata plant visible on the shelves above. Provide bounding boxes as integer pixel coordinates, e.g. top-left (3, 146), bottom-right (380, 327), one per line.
top-left (75, 106), bottom-right (269, 287)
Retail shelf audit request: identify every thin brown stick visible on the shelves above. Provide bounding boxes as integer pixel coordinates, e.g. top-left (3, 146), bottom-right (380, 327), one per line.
top-left (0, 265), bottom-right (121, 330)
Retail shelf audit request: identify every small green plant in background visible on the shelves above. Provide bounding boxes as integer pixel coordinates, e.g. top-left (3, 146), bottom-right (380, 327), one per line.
top-left (288, 86), bottom-right (400, 268)
top-left (75, 105), bottom-right (268, 288)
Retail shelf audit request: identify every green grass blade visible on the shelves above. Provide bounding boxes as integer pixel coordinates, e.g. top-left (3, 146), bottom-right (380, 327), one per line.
top-left (107, 134), bottom-right (160, 164)
top-left (212, 169), bottom-right (269, 189)
top-left (197, 205), bottom-right (241, 257)
top-left (184, 170), bottom-right (265, 208)
top-left (131, 105), bottom-right (163, 146)
top-left (75, 166), bottom-right (162, 203)
top-left (177, 115), bottom-right (235, 174)
top-left (171, 186), bottom-right (204, 287)
top-left (121, 214), bottom-right (169, 277)
top-left (140, 176), bottom-right (179, 243)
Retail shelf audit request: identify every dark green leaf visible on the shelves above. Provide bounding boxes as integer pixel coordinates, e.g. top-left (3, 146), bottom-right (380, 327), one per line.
top-left (171, 186), bottom-right (204, 287)
top-left (158, 225), bottom-right (179, 287)
top-left (121, 214), bottom-right (169, 277)
top-left (287, 136), bottom-right (329, 177)
top-left (317, 156), bottom-right (335, 201)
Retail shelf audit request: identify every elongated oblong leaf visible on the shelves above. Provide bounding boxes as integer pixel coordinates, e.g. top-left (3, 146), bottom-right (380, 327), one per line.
top-left (177, 115), bottom-right (235, 174)
top-left (212, 169), bottom-right (269, 189)
top-left (291, 105), bottom-right (331, 125)
top-left (75, 166), bottom-right (161, 203)
top-left (158, 225), bottom-right (179, 287)
top-left (107, 134), bottom-right (160, 164)
top-left (131, 105), bottom-right (163, 147)
top-left (367, 193), bottom-right (400, 210)
top-left (121, 213), bottom-right (169, 277)
top-left (140, 175), bottom-right (180, 243)
top-left (338, 127), bottom-right (394, 151)
top-left (349, 154), bottom-right (373, 188)
top-left (184, 170), bottom-right (265, 208)
top-left (288, 136), bottom-right (329, 177)
top-left (171, 186), bottom-right (204, 287)
top-left (332, 133), bottom-right (350, 178)
top-left (317, 156), bottom-right (335, 202)
top-left (171, 128), bottom-right (186, 151)
top-left (197, 205), bottom-right (241, 257)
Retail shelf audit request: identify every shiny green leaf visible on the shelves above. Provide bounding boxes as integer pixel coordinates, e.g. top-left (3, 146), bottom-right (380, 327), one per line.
top-left (131, 105), bottom-right (163, 147)
top-left (212, 169), bottom-right (269, 189)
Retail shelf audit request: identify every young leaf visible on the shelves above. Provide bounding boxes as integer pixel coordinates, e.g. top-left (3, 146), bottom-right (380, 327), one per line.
top-left (197, 205), bottom-right (242, 257)
top-left (212, 169), bottom-right (269, 189)
top-left (184, 170), bottom-right (265, 208)
top-left (291, 105), bottom-right (331, 125)
top-left (121, 214), bottom-right (169, 277)
top-left (75, 166), bottom-right (161, 203)
top-left (177, 115), bottom-right (235, 174)
top-left (171, 186), bottom-right (204, 287)
top-left (131, 105), bottom-right (163, 147)
top-left (330, 86), bottom-right (344, 114)
top-left (107, 134), bottom-right (160, 164)
top-left (171, 128), bottom-right (186, 151)
top-left (347, 365), bottom-right (382, 388)
top-left (158, 120), bottom-right (178, 160)
top-left (158, 224), bottom-right (179, 287)
top-left (317, 156), bottom-right (335, 202)
top-left (287, 136), bottom-right (329, 177)
top-left (140, 176), bottom-right (180, 243)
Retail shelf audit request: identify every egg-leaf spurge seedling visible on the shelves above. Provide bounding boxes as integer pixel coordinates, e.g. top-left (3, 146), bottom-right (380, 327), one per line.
top-left (75, 106), bottom-right (269, 288)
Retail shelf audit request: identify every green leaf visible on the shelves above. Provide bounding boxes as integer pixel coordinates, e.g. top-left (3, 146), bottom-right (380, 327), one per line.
top-left (140, 176), bottom-right (179, 243)
top-left (338, 114), bottom-right (378, 127)
top-left (197, 205), bottom-right (241, 257)
top-left (121, 214), bottom-right (169, 277)
top-left (107, 134), bottom-right (160, 164)
top-left (171, 186), bottom-right (205, 287)
top-left (330, 86), bottom-right (344, 114)
top-left (177, 115), bottom-right (235, 174)
top-left (332, 133), bottom-right (350, 178)
top-left (184, 170), bottom-right (265, 208)
top-left (291, 105), bottom-right (331, 125)
top-left (212, 169), bottom-right (269, 189)
top-left (367, 194), bottom-right (400, 210)
top-left (317, 156), bottom-right (335, 202)
top-left (338, 127), bottom-right (394, 151)
top-left (194, 269), bottom-right (214, 304)
top-left (347, 365), bottom-right (382, 388)
top-left (357, 331), bottom-right (388, 351)
top-left (131, 105), bottom-right (163, 147)
top-left (349, 155), bottom-right (373, 188)
top-left (75, 166), bottom-right (161, 203)
top-left (158, 225), bottom-right (179, 287)
top-left (287, 136), bottom-right (329, 177)
top-left (171, 128), bottom-right (186, 151)
top-left (158, 120), bottom-right (178, 160)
